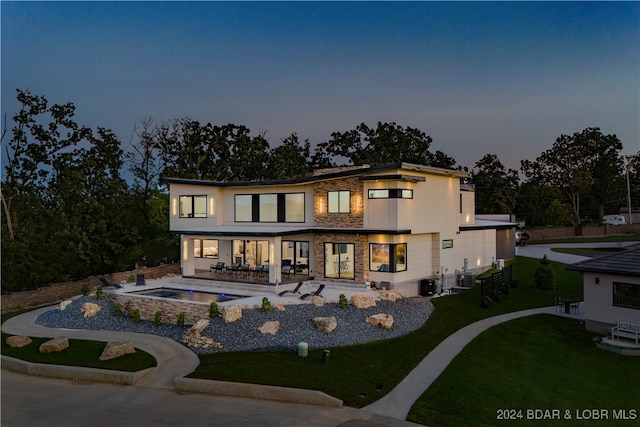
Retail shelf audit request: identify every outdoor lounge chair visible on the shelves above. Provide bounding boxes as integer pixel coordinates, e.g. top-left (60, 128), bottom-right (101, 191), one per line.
top-left (278, 281), bottom-right (303, 297)
top-left (299, 284), bottom-right (325, 300)
top-left (98, 277), bottom-right (122, 289)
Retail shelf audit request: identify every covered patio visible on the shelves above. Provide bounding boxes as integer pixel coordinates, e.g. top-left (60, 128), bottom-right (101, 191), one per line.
top-left (186, 268), bottom-right (311, 286)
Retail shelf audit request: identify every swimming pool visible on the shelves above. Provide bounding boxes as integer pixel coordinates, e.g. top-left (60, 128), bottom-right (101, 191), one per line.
top-left (131, 288), bottom-right (246, 304)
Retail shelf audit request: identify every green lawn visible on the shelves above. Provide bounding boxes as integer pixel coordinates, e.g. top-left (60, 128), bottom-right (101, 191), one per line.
top-left (1, 332), bottom-right (157, 372)
top-left (408, 315), bottom-right (640, 427)
top-left (189, 256), bottom-right (583, 407)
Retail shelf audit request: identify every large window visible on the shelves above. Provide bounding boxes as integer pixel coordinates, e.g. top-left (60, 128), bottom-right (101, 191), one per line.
top-left (328, 191), bottom-right (350, 213)
top-left (194, 239), bottom-right (219, 258)
top-left (369, 243), bottom-right (407, 272)
top-left (232, 240), bottom-right (269, 267)
top-left (179, 195), bottom-right (207, 218)
top-left (285, 193), bottom-right (305, 222)
top-left (324, 243), bottom-right (354, 279)
top-left (234, 195), bottom-right (252, 222)
top-left (259, 194), bottom-right (277, 222)
top-left (234, 193), bottom-right (305, 223)
top-left (613, 282), bottom-right (640, 309)
top-left (282, 240), bottom-right (310, 273)
top-left (368, 189), bottom-right (413, 199)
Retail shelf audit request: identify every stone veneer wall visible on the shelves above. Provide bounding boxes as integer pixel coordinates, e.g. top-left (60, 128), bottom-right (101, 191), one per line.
top-left (109, 293), bottom-right (209, 326)
top-left (313, 177), bottom-right (364, 228)
top-left (314, 233), bottom-right (369, 284)
top-left (0, 264), bottom-right (181, 313)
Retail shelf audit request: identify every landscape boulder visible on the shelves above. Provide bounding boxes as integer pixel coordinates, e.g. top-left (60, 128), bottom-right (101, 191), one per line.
top-left (182, 318), bottom-right (222, 349)
top-left (351, 294), bottom-right (376, 309)
top-left (6, 336), bottom-right (32, 348)
top-left (378, 290), bottom-right (403, 302)
top-left (39, 336), bottom-right (69, 353)
top-left (273, 302), bottom-right (286, 311)
top-left (258, 321), bottom-right (281, 335)
top-left (312, 296), bottom-right (325, 307)
top-left (366, 314), bottom-right (394, 330)
top-left (99, 341), bottom-right (136, 361)
top-left (220, 305), bottom-right (242, 323)
top-left (189, 319), bottom-right (210, 335)
top-left (81, 302), bottom-right (101, 318)
top-left (59, 300), bottom-right (73, 311)
top-left (313, 316), bottom-right (337, 334)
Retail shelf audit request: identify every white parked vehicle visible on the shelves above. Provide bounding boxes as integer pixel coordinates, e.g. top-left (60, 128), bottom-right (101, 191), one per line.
top-left (602, 214), bottom-right (626, 225)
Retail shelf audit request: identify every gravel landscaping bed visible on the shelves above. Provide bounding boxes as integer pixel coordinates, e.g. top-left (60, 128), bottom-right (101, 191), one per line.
top-left (36, 295), bottom-right (434, 354)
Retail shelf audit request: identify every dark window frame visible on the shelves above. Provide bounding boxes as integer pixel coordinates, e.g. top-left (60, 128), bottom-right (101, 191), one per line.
top-left (369, 243), bottom-right (407, 273)
top-left (613, 282), bottom-right (640, 310)
top-left (234, 192), bottom-right (306, 223)
top-left (368, 189), bottom-right (413, 199)
top-left (324, 242), bottom-right (355, 279)
top-left (179, 195), bottom-right (207, 218)
top-left (327, 190), bottom-right (351, 213)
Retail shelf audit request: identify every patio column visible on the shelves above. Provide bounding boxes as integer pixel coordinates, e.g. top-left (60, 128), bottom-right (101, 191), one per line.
top-left (271, 236), bottom-right (282, 284)
top-left (181, 236), bottom-right (195, 276)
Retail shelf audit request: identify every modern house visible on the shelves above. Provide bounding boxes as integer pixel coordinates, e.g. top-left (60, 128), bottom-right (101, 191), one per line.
top-left (164, 163), bottom-right (515, 296)
top-left (567, 244), bottom-right (640, 335)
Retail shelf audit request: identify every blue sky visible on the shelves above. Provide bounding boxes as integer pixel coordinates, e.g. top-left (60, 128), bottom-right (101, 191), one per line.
top-left (2, 1), bottom-right (638, 171)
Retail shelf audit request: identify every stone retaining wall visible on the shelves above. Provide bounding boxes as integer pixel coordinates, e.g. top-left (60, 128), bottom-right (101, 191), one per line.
top-left (109, 293), bottom-right (209, 326)
top-left (527, 224), bottom-right (640, 241)
top-left (0, 264), bottom-right (181, 313)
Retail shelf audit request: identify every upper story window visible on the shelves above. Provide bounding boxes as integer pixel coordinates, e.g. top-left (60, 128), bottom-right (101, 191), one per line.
top-left (179, 195), bottom-right (207, 218)
top-left (328, 190), bottom-right (350, 213)
top-left (235, 193), bottom-right (305, 223)
top-left (368, 189), bottom-right (413, 199)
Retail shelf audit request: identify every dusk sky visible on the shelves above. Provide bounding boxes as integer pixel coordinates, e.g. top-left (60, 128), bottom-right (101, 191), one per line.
top-left (2, 1), bottom-right (639, 172)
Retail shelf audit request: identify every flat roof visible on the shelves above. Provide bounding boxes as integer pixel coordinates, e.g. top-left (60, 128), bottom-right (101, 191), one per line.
top-left (173, 226), bottom-right (413, 237)
top-left (161, 162), bottom-right (469, 188)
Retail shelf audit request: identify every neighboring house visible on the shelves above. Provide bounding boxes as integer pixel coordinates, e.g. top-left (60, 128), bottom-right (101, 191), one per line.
top-left (163, 163), bottom-right (514, 296)
top-left (567, 244), bottom-right (640, 335)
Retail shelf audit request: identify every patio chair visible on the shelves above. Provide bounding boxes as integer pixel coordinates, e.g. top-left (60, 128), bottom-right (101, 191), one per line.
top-left (240, 263), bottom-right (251, 276)
top-left (253, 264), bottom-right (264, 277)
top-left (281, 265), bottom-right (293, 278)
top-left (227, 263), bottom-right (241, 275)
top-left (98, 277), bottom-right (122, 289)
top-left (300, 284), bottom-right (325, 300)
top-left (278, 281), bottom-right (303, 296)
top-left (570, 300), bottom-right (580, 314)
top-left (135, 273), bottom-right (146, 286)
top-left (210, 262), bottom-right (225, 273)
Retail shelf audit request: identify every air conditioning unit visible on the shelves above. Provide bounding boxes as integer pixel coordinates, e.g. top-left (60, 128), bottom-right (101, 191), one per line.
top-left (496, 259), bottom-right (505, 270)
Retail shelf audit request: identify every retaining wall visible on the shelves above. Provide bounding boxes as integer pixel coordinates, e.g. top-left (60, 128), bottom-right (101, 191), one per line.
top-left (527, 224), bottom-right (640, 241)
top-left (0, 264), bottom-right (181, 313)
top-left (109, 293), bottom-right (211, 325)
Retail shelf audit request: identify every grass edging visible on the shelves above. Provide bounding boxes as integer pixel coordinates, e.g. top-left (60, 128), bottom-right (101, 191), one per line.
top-left (175, 377), bottom-right (343, 407)
top-left (1, 355), bottom-right (154, 385)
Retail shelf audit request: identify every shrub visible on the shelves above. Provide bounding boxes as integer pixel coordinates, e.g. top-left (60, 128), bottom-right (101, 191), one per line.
top-left (176, 312), bottom-right (185, 327)
top-left (209, 302), bottom-right (219, 318)
top-left (339, 294), bottom-right (349, 309)
top-left (132, 309), bottom-right (141, 324)
top-left (81, 284), bottom-right (90, 296)
top-left (534, 255), bottom-right (555, 291)
top-left (154, 311), bottom-right (162, 326)
top-left (481, 296), bottom-right (493, 308)
top-left (127, 274), bottom-right (135, 283)
top-left (114, 303), bottom-right (123, 317)
top-left (95, 287), bottom-right (104, 300)
top-left (262, 297), bottom-right (272, 313)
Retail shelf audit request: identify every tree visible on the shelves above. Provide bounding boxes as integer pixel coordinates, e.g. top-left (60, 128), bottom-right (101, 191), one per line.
top-left (155, 119), bottom-right (271, 181)
top-left (534, 255), bottom-right (555, 291)
top-left (314, 122), bottom-right (456, 168)
top-left (266, 133), bottom-right (313, 179)
top-left (471, 154), bottom-right (518, 214)
top-left (521, 127), bottom-right (623, 225)
top-left (129, 118), bottom-right (162, 223)
top-left (545, 199), bottom-right (568, 227)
